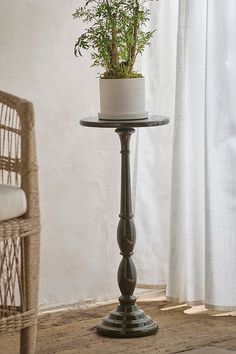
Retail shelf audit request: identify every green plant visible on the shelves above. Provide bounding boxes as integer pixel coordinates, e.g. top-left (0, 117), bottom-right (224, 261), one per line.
top-left (73, 0), bottom-right (158, 79)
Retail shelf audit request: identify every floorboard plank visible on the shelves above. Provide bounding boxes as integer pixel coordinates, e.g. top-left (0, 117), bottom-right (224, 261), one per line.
top-left (1, 301), bottom-right (235, 354)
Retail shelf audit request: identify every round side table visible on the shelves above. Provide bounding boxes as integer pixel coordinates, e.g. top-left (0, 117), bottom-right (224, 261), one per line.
top-left (80, 116), bottom-right (169, 338)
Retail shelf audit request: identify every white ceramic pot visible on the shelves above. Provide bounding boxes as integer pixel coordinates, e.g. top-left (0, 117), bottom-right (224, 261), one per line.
top-left (98, 77), bottom-right (148, 120)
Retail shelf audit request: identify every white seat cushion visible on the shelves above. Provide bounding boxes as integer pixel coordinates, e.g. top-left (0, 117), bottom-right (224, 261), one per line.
top-left (0, 184), bottom-right (27, 222)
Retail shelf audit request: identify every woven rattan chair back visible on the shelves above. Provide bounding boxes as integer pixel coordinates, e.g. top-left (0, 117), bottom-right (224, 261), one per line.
top-left (0, 90), bottom-right (40, 354)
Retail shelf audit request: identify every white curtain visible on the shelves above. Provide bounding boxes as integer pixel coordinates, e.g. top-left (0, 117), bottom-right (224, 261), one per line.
top-left (166, 0), bottom-right (236, 310)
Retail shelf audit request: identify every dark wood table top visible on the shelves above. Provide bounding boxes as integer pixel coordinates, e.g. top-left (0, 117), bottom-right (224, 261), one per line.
top-left (80, 115), bottom-right (169, 129)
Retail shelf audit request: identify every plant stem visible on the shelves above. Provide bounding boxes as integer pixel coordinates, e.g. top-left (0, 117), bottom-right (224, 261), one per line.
top-left (128, 0), bottom-right (139, 72)
top-left (111, 14), bottom-right (118, 69)
top-left (105, 0), bottom-right (118, 74)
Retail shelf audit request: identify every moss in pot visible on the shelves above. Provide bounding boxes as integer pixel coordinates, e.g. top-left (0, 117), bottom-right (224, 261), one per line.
top-left (73, 0), bottom-right (158, 120)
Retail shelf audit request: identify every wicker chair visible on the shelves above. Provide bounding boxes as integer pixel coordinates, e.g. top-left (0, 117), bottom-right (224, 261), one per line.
top-left (0, 90), bottom-right (40, 354)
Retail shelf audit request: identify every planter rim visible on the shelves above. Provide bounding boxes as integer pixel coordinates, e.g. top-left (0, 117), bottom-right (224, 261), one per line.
top-left (99, 77), bottom-right (144, 81)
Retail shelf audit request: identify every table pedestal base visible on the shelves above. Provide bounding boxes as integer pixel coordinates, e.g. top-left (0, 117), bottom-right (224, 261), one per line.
top-left (80, 117), bottom-right (169, 340)
top-left (97, 296), bottom-right (158, 338)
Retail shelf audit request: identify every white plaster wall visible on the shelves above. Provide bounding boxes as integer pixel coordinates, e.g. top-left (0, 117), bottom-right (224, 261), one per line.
top-left (0, 0), bottom-right (123, 307)
top-left (134, 0), bottom-right (178, 286)
top-left (0, 0), bottom-right (178, 308)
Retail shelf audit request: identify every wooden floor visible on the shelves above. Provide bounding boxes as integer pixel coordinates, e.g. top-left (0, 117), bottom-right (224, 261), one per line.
top-left (1, 300), bottom-right (236, 354)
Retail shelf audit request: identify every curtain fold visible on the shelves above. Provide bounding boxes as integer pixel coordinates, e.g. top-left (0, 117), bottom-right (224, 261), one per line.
top-left (166, 0), bottom-right (236, 310)
top-left (204, 0), bottom-right (236, 310)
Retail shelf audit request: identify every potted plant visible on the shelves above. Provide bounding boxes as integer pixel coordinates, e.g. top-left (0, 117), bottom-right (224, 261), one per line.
top-left (73, 0), bottom-right (158, 120)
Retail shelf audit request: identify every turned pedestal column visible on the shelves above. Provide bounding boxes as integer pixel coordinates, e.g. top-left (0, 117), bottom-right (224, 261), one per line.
top-left (80, 116), bottom-right (169, 338)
